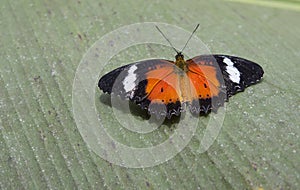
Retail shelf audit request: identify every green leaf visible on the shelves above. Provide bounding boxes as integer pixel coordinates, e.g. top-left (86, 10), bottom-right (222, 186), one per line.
top-left (0, 0), bottom-right (299, 189)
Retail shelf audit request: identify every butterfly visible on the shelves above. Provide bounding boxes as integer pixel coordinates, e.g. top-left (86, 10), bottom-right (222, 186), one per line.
top-left (98, 25), bottom-right (264, 119)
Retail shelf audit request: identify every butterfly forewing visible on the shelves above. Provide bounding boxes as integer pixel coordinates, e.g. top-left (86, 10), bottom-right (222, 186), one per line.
top-left (210, 55), bottom-right (264, 96)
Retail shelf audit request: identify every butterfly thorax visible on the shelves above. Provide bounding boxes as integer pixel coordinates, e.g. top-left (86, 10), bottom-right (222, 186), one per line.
top-left (175, 52), bottom-right (188, 72)
top-left (174, 52), bottom-right (194, 102)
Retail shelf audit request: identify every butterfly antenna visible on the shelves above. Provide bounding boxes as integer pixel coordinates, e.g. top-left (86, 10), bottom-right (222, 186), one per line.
top-left (155, 25), bottom-right (179, 54)
top-left (181, 24), bottom-right (200, 52)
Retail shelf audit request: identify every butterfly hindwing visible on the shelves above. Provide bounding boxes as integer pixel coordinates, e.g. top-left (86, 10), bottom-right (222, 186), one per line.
top-left (186, 55), bottom-right (227, 114)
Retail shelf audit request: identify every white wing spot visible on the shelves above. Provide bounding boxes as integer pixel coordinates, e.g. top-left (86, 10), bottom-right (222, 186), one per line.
top-left (123, 65), bottom-right (138, 92)
top-left (223, 57), bottom-right (240, 83)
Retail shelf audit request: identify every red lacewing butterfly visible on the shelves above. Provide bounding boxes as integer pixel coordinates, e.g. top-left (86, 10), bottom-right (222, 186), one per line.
top-left (98, 24), bottom-right (264, 119)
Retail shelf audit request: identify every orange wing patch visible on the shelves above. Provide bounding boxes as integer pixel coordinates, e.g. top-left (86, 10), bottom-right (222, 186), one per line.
top-left (144, 63), bottom-right (173, 94)
top-left (144, 60), bottom-right (221, 104)
top-left (146, 68), bottom-right (181, 104)
top-left (187, 61), bottom-right (221, 99)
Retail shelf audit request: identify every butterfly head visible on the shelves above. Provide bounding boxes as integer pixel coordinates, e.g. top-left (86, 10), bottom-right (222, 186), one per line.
top-left (155, 24), bottom-right (199, 72)
top-left (175, 52), bottom-right (187, 71)
top-left (175, 52), bottom-right (184, 60)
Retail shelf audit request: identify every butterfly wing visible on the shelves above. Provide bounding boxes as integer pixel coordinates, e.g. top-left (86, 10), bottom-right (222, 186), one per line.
top-left (186, 54), bottom-right (264, 113)
top-left (99, 54), bottom-right (264, 118)
top-left (190, 54), bottom-right (264, 96)
top-left (98, 59), bottom-right (182, 118)
top-left (186, 55), bottom-right (227, 114)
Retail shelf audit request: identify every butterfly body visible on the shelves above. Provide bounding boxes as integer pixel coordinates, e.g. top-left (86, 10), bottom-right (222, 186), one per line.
top-left (98, 52), bottom-right (264, 119)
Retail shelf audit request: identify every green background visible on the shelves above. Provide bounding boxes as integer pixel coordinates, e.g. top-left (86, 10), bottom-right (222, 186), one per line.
top-left (0, 0), bottom-right (299, 189)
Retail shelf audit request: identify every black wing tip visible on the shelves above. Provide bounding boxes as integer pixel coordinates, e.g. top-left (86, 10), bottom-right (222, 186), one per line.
top-left (215, 54), bottom-right (264, 96)
top-left (98, 76), bottom-right (112, 94)
top-left (98, 63), bottom-right (136, 94)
